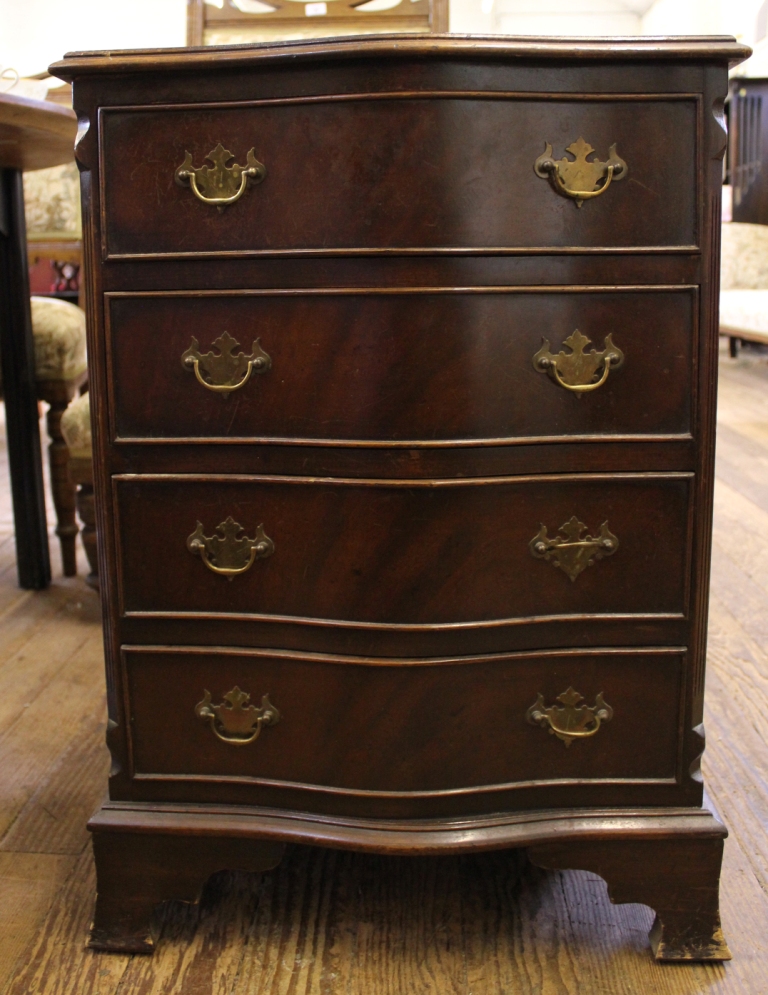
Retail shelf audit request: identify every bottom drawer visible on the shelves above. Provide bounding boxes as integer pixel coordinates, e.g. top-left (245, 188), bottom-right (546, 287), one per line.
top-left (121, 645), bottom-right (685, 813)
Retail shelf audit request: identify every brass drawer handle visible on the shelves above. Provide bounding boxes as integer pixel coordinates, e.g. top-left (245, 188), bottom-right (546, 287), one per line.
top-left (195, 686), bottom-right (281, 746)
top-left (175, 143), bottom-right (266, 208)
top-left (534, 137), bottom-right (627, 208)
top-left (182, 332), bottom-right (271, 396)
top-left (533, 330), bottom-right (623, 394)
top-left (527, 686), bottom-right (613, 747)
top-left (187, 517), bottom-right (274, 578)
top-left (529, 516), bottom-right (618, 581)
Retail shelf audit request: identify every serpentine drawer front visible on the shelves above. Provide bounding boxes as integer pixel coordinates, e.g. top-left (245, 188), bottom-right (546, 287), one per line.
top-left (53, 35), bottom-right (745, 960)
top-left (106, 288), bottom-right (695, 445)
top-left (122, 645), bottom-right (685, 817)
top-left (114, 473), bottom-right (692, 624)
top-left (99, 96), bottom-right (697, 258)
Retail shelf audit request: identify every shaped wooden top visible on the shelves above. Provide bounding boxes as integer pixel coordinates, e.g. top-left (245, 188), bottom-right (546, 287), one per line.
top-left (50, 33), bottom-right (751, 80)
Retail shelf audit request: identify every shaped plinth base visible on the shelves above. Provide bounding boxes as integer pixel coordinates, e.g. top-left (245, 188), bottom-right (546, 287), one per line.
top-left (88, 824), bottom-right (284, 953)
top-left (528, 834), bottom-right (731, 962)
top-left (88, 798), bottom-right (729, 959)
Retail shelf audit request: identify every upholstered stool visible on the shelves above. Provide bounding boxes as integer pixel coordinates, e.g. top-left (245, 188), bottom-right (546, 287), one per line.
top-left (60, 389), bottom-right (97, 587)
top-left (0, 296), bottom-right (88, 575)
top-left (720, 222), bottom-right (768, 357)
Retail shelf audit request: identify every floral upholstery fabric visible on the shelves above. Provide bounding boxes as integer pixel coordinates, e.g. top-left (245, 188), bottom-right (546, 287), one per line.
top-left (721, 222), bottom-right (768, 290)
top-left (30, 297), bottom-right (87, 381)
top-left (60, 390), bottom-right (92, 459)
top-left (23, 162), bottom-right (82, 238)
top-left (0, 297), bottom-right (87, 388)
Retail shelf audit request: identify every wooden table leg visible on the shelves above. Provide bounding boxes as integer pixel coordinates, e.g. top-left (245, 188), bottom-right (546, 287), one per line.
top-left (0, 167), bottom-right (50, 589)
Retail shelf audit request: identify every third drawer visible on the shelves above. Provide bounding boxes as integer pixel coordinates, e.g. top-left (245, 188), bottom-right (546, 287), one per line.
top-left (114, 472), bottom-right (693, 626)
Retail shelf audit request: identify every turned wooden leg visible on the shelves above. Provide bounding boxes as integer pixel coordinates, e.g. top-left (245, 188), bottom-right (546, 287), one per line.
top-left (729, 335), bottom-right (739, 358)
top-left (38, 379), bottom-right (82, 577)
top-left (77, 483), bottom-right (98, 587)
top-left (69, 455), bottom-right (97, 587)
top-left (528, 835), bottom-right (730, 961)
top-left (89, 830), bottom-right (285, 953)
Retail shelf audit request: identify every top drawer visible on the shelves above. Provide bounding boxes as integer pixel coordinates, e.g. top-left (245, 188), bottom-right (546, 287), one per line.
top-left (99, 95), bottom-right (699, 259)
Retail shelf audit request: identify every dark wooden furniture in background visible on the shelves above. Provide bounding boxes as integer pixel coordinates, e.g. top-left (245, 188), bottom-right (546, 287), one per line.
top-left (0, 91), bottom-right (77, 589)
top-left (186, 0), bottom-right (448, 47)
top-left (727, 76), bottom-right (768, 223)
top-left (52, 34), bottom-right (749, 960)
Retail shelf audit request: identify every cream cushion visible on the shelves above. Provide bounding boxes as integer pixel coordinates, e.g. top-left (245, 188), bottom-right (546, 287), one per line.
top-left (30, 296), bottom-right (87, 381)
top-left (720, 289), bottom-right (768, 343)
top-left (60, 390), bottom-right (92, 459)
top-left (721, 222), bottom-right (768, 291)
top-left (720, 223), bottom-right (768, 343)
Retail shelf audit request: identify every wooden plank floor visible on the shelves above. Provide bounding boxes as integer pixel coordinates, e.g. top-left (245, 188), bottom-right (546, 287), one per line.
top-left (1, 345), bottom-right (768, 994)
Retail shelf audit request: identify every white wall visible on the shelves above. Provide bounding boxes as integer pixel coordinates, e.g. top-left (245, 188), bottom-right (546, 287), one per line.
top-left (642, 0), bottom-right (763, 42)
top-left (2, 0), bottom-right (763, 77)
top-left (0, 0), bottom-right (187, 79)
top-left (451, 0), bottom-right (765, 41)
top-left (451, 0), bottom-right (644, 35)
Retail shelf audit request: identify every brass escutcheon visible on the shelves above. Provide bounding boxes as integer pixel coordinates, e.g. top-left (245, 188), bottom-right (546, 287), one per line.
top-left (529, 516), bottom-right (618, 582)
top-left (195, 686), bottom-right (281, 745)
top-left (187, 517), bottom-right (274, 578)
top-left (534, 137), bottom-right (627, 207)
top-left (526, 686), bottom-right (613, 747)
top-left (532, 329), bottom-right (623, 395)
top-left (181, 331), bottom-right (271, 397)
top-left (175, 143), bottom-right (266, 208)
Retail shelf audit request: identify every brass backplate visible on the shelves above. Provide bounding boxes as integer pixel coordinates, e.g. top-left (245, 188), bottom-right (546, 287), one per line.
top-left (175, 144), bottom-right (266, 208)
top-left (532, 329), bottom-right (623, 394)
top-left (529, 516), bottom-right (618, 581)
top-left (187, 517), bottom-right (274, 578)
top-left (195, 686), bottom-right (281, 745)
top-left (526, 686), bottom-right (613, 747)
top-left (534, 137), bottom-right (627, 207)
top-left (182, 331), bottom-right (271, 396)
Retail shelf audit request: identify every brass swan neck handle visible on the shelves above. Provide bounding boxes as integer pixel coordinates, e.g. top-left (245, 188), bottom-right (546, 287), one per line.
top-left (187, 517), bottom-right (275, 578)
top-left (527, 687), bottom-right (613, 747)
top-left (181, 332), bottom-right (271, 397)
top-left (534, 138), bottom-right (627, 207)
top-left (175, 144), bottom-right (266, 208)
top-left (195, 687), bottom-right (281, 745)
top-left (533, 330), bottom-right (624, 395)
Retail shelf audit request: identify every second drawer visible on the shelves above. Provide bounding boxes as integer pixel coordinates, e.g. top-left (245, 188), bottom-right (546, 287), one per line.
top-left (106, 288), bottom-right (696, 445)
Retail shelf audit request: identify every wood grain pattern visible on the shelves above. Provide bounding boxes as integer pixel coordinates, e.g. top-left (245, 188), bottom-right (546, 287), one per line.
top-left (100, 96), bottom-right (698, 257)
top-left (106, 289), bottom-right (695, 445)
top-left (114, 474), bottom-right (693, 626)
top-left (121, 646), bottom-right (685, 813)
top-left (34, 36), bottom-right (757, 973)
top-left (0, 92), bottom-right (76, 172)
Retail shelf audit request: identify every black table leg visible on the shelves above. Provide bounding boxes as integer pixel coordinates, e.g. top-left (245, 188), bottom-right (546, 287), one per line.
top-left (0, 168), bottom-right (50, 589)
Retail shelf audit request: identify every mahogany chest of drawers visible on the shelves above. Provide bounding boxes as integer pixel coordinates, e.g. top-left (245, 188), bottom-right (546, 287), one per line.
top-left (52, 34), bottom-right (749, 960)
